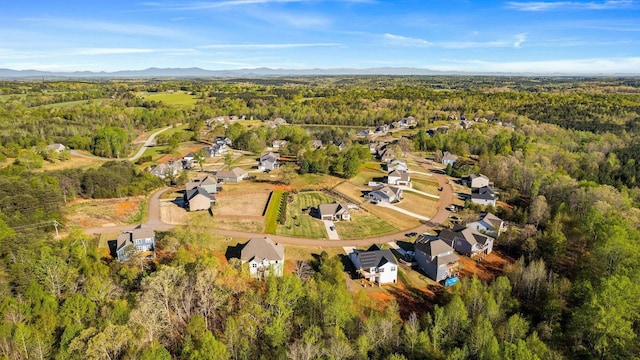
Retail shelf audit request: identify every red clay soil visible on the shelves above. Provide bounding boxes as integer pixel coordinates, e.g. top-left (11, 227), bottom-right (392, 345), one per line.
top-left (459, 251), bottom-right (510, 281)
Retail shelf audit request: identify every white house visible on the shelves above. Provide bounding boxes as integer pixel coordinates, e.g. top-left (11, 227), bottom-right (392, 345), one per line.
top-left (387, 170), bottom-right (411, 186)
top-left (365, 186), bottom-right (403, 203)
top-left (258, 152), bottom-right (280, 171)
top-left (46, 143), bottom-right (66, 153)
top-left (387, 159), bottom-right (408, 173)
top-left (348, 245), bottom-right (397, 285)
top-left (464, 174), bottom-right (491, 189)
top-left (471, 186), bottom-right (497, 207)
top-left (317, 203), bottom-right (351, 221)
top-left (442, 151), bottom-right (458, 165)
top-left (467, 213), bottom-right (505, 237)
top-left (240, 237), bottom-right (285, 279)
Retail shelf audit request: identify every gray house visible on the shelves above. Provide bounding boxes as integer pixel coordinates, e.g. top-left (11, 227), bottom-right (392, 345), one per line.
top-left (438, 226), bottom-right (494, 257)
top-left (216, 167), bottom-right (248, 182)
top-left (467, 212), bottom-right (505, 237)
top-left (115, 224), bottom-right (156, 262)
top-left (258, 152), bottom-right (280, 171)
top-left (186, 175), bottom-right (218, 194)
top-left (471, 186), bottom-right (497, 207)
top-left (184, 187), bottom-right (216, 211)
top-left (317, 203), bottom-right (351, 221)
top-left (365, 186), bottom-right (403, 203)
top-left (387, 170), bottom-right (411, 186)
top-left (414, 236), bottom-right (460, 282)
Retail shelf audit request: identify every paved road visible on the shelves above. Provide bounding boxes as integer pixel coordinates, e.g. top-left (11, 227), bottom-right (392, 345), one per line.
top-left (70, 126), bottom-right (172, 162)
top-left (85, 155), bottom-right (456, 248)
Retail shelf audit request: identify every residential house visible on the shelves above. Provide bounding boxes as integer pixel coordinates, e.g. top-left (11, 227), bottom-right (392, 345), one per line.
top-left (358, 129), bottom-right (374, 137)
top-left (378, 148), bottom-right (396, 163)
top-left (205, 116), bottom-right (225, 127)
top-left (272, 140), bottom-right (287, 151)
top-left (216, 167), bottom-right (248, 182)
top-left (311, 140), bottom-right (323, 150)
top-left (240, 237), bottom-right (285, 278)
top-left (46, 143), bottom-right (66, 153)
top-left (463, 174), bottom-right (491, 189)
top-left (387, 159), bottom-right (408, 173)
top-left (184, 187), bottom-right (216, 211)
top-left (150, 161), bottom-right (183, 179)
top-left (471, 186), bottom-right (497, 207)
top-left (414, 236), bottom-right (460, 281)
top-left (366, 186), bottom-right (403, 203)
top-left (442, 151), bottom-right (458, 165)
top-left (317, 203), bottom-right (351, 221)
top-left (376, 124), bottom-right (390, 133)
top-left (438, 225), bottom-right (494, 257)
top-left (205, 143), bottom-right (226, 157)
top-left (115, 224), bottom-right (156, 262)
top-left (400, 116), bottom-right (417, 127)
top-left (348, 245), bottom-right (398, 285)
top-left (215, 136), bottom-right (232, 147)
top-left (186, 175), bottom-right (218, 194)
top-left (460, 120), bottom-right (474, 129)
top-left (467, 213), bottom-right (505, 237)
top-left (387, 170), bottom-right (411, 186)
top-left (258, 152), bottom-right (280, 171)
top-left (334, 140), bottom-right (346, 151)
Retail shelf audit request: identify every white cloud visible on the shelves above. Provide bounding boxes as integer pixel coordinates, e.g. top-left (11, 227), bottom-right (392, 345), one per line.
top-left (431, 57), bottom-right (640, 74)
top-left (383, 33), bottom-right (526, 49)
top-left (506, 0), bottom-right (637, 11)
top-left (198, 43), bottom-right (341, 49)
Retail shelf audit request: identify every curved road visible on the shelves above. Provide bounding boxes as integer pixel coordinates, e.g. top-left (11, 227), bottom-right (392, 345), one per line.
top-left (84, 156), bottom-right (457, 247)
top-left (70, 126), bottom-right (172, 162)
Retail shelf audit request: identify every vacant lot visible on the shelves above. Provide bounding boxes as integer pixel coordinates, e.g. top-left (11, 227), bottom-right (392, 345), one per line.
top-left (334, 210), bottom-right (398, 239)
top-left (333, 181), bottom-right (368, 203)
top-left (395, 192), bottom-right (439, 218)
top-left (350, 163), bottom-right (386, 186)
top-left (142, 92), bottom-right (197, 106)
top-left (362, 203), bottom-right (421, 230)
top-left (213, 192), bottom-right (270, 217)
top-left (277, 191), bottom-right (335, 238)
top-left (411, 175), bottom-right (440, 196)
top-left (67, 196), bottom-right (144, 228)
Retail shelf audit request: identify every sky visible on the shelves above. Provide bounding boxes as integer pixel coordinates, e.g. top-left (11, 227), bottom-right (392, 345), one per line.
top-left (1, 0), bottom-right (640, 74)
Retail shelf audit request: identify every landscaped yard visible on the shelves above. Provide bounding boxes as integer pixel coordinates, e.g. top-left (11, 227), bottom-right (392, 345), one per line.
top-left (265, 191), bottom-right (285, 234)
top-left (276, 191), bottom-right (336, 238)
top-left (395, 192), bottom-right (439, 218)
top-left (362, 203), bottom-right (421, 230)
top-left (411, 175), bottom-right (441, 196)
top-left (334, 210), bottom-right (398, 239)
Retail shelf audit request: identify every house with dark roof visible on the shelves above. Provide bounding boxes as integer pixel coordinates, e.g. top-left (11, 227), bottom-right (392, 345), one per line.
top-left (438, 225), bottom-right (494, 257)
top-left (442, 151), bottom-right (458, 165)
top-left (365, 186), bottom-right (403, 203)
top-left (471, 186), bottom-right (497, 206)
top-left (387, 170), bottom-right (411, 186)
top-left (114, 224), bottom-right (156, 262)
top-left (184, 187), bottom-right (216, 211)
top-left (240, 237), bottom-right (284, 278)
top-left (216, 167), bottom-right (248, 182)
top-left (186, 175), bottom-right (218, 194)
top-left (467, 213), bottom-right (505, 237)
top-left (317, 203), bottom-right (351, 221)
top-left (258, 152), bottom-right (280, 171)
top-left (348, 245), bottom-right (397, 284)
top-left (414, 235), bottom-right (460, 281)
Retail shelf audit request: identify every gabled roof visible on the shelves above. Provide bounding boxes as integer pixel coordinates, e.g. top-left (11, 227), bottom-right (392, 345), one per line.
top-left (186, 176), bottom-right (217, 190)
top-left (466, 173), bottom-right (489, 181)
top-left (241, 237), bottom-right (284, 262)
top-left (318, 203), bottom-right (349, 218)
top-left (439, 226), bottom-right (493, 247)
top-left (415, 237), bottom-right (454, 257)
top-left (388, 170), bottom-right (410, 182)
top-left (478, 212), bottom-right (503, 228)
top-left (442, 151), bottom-right (458, 161)
top-left (217, 167), bottom-right (248, 178)
top-left (355, 248), bottom-right (397, 269)
top-left (370, 186), bottom-right (402, 199)
top-left (260, 152), bottom-right (280, 162)
top-left (185, 187), bottom-right (215, 202)
top-left (471, 186), bottom-right (495, 200)
top-left (116, 224), bottom-right (154, 252)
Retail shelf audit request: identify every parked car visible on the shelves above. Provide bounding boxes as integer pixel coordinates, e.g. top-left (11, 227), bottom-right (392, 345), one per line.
top-left (329, 226), bottom-right (336, 231)
top-left (405, 232), bottom-right (418, 237)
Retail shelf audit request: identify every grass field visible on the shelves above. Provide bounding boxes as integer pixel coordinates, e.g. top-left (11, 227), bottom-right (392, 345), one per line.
top-left (350, 165), bottom-right (386, 186)
top-left (395, 192), bottom-right (439, 218)
top-left (264, 191), bottom-right (284, 234)
top-left (362, 203), bottom-right (421, 230)
top-left (334, 210), bottom-right (398, 239)
top-left (142, 92), bottom-right (197, 106)
top-left (39, 99), bottom-right (109, 109)
top-left (411, 176), bottom-right (441, 196)
top-left (277, 191), bottom-right (335, 238)
top-left (333, 181), bottom-right (367, 203)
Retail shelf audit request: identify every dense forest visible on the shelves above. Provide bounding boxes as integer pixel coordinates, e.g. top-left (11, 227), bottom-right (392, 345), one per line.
top-left (0, 77), bottom-right (639, 359)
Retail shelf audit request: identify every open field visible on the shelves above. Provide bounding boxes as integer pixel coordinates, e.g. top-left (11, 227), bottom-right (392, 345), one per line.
top-left (265, 191), bottom-right (285, 234)
top-left (142, 92), bottom-right (197, 106)
top-left (36, 156), bottom-right (105, 172)
top-left (67, 196), bottom-right (145, 228)
top-left (277, 191), bottom-right (335, 238)
top-left (333, 181), bottom-right (368, 203)
top-left (411, 175), bottom-right (440, 195)
top-left (216, 217), bottom-right (265, 233)
top-left (361, 203), bottom-right (421, 230)
top-left (213, 192), bottom-right (270, 217)
top-left (395, 192), bottom-right (439, 218)
top-left (334, 210), bottom-right (398, 239)
top-left (350, 164), bottom-right (386, 186)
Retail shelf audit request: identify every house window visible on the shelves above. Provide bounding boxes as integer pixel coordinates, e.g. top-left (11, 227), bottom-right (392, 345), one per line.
top-left (134, 239), bottom-right (142, 245)
top-left (378, 268), bottom-right (384, 273)
top-left (252, 264), bottom-right (257, 268)
top-left (391, 266), bottom-right (396, 271)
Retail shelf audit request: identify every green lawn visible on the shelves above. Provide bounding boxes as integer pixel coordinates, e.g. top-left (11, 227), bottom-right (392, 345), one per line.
top-left (265, 191), bottom-right (285, 234)
top-left (411, 177), bottom-right (441, 196)
top-left (142, 92), bottom-right (197, 106)
top-left (334, 210), bottom-right (398, 239)
top-left (350, 165), bottom-right (386, 186)
top-left (276, 191), bottom-right (335, 238)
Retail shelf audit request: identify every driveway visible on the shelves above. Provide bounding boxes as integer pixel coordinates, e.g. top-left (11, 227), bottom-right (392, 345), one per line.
top-left (374, 201), bottom-right (430, 221)
top-left (323, 220), bottom-right (340, 240)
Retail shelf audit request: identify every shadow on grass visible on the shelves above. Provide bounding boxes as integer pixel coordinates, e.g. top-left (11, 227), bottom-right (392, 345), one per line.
top-left (225, 242), bottom-right (245, 261)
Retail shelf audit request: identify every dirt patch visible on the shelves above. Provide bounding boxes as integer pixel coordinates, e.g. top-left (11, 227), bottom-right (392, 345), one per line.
top-left (66, 196), bottom-right (144, 228)
top-left (459, 251), bottom-right (510, 281)
top-left (213, 192), bottom-right (270, 217)
top-left (161, 202), bottom-right (188, 224)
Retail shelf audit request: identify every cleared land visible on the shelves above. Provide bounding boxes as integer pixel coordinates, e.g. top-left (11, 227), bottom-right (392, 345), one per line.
top-left (142, 92), bottom-right (197, 106)
top-left (411, 175), bottom-right (441, 196)
top-left (334, 210), bottom-right (398, 239)
top-left (395, 192), bottom-right (439, 218)
top-left (67, 196), bottom-right (145, 228)
top-left (213, 192), bottom-right (270, 217)
top-left (361, 203), bottom-right (421, 230)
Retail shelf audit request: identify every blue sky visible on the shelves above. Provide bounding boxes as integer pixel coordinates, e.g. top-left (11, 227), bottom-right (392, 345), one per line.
top-left (1, 0), bottom-right (640, 73)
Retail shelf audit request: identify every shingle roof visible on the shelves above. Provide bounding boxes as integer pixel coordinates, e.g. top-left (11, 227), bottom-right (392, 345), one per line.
top-left (185, 187), bottom-right (214, 201)
top-left (388, 170), bottom-right (410, 182)
top-left (318, 203), bottom-right (348, 218)
top-left (217, 167), bottom-right (247, 179)
top-left (355, 249), bottom-right (397, 269)
top-left (241, 237), bottom-right (284, 262)
top-left (479, 212), bottom-right (503, 228)
top-left (471, 186), bottom-right (495, 200)
top-left (186, 176), bottom-right (217, 190)
top-left (415, 237), bottom-right (454, 257)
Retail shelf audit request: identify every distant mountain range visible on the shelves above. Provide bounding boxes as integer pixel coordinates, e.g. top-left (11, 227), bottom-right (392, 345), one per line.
top-left (0, 67), bottom-right (635, 79)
